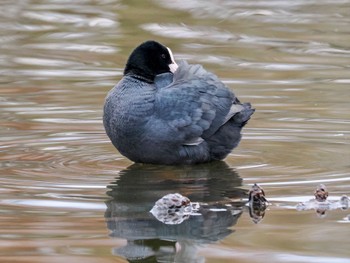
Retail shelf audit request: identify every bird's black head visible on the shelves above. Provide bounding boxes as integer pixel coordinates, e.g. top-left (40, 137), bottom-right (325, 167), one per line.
top-left (123, 40), bottom-right (178, 82)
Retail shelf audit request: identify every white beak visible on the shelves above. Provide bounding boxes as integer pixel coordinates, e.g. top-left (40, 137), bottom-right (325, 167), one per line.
top-left (167, 47), bottom-right (178, 73)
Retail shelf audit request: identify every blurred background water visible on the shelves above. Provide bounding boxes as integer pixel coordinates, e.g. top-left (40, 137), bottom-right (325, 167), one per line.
top-left (0, 0), bottom-right (349, 262)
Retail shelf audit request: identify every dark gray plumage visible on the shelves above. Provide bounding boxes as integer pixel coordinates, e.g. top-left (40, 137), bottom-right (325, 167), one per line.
top-left (103, 41), bottom-right (254, 164)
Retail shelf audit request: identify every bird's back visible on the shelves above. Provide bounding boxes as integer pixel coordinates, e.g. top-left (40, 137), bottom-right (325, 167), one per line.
top-left (103, 61), bottom-right (254, 164)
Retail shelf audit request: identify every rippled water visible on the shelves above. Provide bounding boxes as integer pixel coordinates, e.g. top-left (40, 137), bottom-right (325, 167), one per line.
top-left (1, 0), bottom-right (349, 262)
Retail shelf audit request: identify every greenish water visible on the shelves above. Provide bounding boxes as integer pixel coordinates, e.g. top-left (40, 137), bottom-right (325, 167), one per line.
top-left (0, 0), bottom-right (349, 262)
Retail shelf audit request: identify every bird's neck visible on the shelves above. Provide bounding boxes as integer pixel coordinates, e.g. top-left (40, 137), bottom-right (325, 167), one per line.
top-left (125, 72), bottom-right (154, 83)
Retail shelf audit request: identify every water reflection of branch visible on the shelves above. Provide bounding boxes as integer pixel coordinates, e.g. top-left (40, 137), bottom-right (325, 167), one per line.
top-left (296, 184), bottom-right (349, 218)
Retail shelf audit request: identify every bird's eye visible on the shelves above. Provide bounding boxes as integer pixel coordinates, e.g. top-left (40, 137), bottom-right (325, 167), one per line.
top-left (161, 54), bottom-right (166, 59)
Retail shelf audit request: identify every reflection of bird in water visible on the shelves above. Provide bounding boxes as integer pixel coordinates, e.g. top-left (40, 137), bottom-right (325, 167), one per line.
top-left (105, 162), bottom-right (246, 262)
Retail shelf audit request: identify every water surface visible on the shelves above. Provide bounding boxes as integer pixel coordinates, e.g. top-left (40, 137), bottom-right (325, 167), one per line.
top-left (1, 0), bottom-right (349, 262)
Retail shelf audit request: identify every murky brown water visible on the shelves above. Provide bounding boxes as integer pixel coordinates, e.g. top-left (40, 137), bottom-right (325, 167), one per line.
top-left (1, 0), bottom-right (350, 262)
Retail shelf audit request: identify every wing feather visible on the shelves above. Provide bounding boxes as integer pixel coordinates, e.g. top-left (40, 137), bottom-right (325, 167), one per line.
top-left (154, 61), bottom-right (237, 144)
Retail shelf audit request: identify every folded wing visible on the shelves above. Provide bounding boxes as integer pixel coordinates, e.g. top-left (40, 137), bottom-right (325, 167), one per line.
top-left (154, 61), bottom-right (238, 145)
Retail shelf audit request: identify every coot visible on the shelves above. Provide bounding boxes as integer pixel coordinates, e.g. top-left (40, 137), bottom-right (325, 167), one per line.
top-left (103, 40), bottom-right (254, 164)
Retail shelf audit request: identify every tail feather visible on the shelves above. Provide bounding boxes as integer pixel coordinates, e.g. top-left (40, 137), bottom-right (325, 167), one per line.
top-left (232, 103), bottom-right (255, 127)
top-left (207, 103), bottom-right (254, 160)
